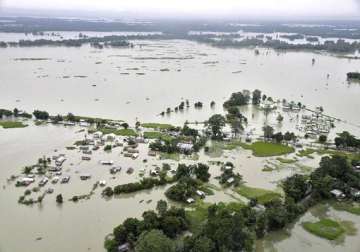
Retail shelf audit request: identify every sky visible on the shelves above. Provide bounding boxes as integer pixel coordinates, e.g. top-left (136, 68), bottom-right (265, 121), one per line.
top-left (1, 0), bottom-right (360, 19)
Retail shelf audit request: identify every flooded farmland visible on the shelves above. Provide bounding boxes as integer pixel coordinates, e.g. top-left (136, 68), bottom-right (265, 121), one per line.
top-left (1, 31), bottom-right (360, 252)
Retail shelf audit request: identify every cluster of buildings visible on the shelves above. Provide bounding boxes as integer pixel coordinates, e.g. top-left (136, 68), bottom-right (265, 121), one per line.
top-left (299, 111), bottom-right (333, 138)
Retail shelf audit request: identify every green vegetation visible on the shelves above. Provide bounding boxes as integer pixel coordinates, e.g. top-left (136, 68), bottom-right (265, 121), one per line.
top-left (262, 165), bottom-right (274, 172)
top-left (276, 157), bottom-right (297, 164)
top-left (185, 201), bottom-right (211, 233)
top-left (332, 201), bottom-right (360, 216)
top-left (141, 123), bottom-right (174, 130)
top-left (0, 121), bottom-right (28, 129)
top-left (104, 200), bottom-right (187, 252)
top-left (144, 131), bottom-right (173, 141)
top-left (302, 218), bottom-right (345, 240)
top-left (99, 128), bottom-right (137, 136)
top-left (240, 141), bottom-right (295, 157)
top-left (297, 148), bottom-right (317, 158)
top-left (347, 72), bottom-right (360, 81)
top-left (135, 230), bottom-right (175, 252)
top-left (235, 185), bottom-right (281, 204)
top-left (335, 131), bottom-right (360, 149)
top-left (160, 152), bottom-right (180, 161)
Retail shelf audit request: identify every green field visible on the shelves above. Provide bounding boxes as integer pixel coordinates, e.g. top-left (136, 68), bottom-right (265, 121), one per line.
top-left (234, 185), bottom-right (281, 204)
top-left (99, 128), bottom-right (137, 136)
top-left (0, 121), bottom-right (28, 129)
top-left (302, 218), bottom-right (345, 240)
top-left (141, 123), bottom-right (174, 130)
top-left (143, 131), bottom-right (173, 141)
top-left (240, 141), bottom-right (295, 157)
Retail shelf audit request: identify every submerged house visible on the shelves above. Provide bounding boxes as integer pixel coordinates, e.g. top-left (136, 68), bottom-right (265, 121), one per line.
top-left (177, 142), bottom-right (194, 153)
top-left (55, 156), bottom-right (66, 166)
top-left (330, 189), bottom-right (346, 199)
top-left (93, 131), bottom-right (103, 139)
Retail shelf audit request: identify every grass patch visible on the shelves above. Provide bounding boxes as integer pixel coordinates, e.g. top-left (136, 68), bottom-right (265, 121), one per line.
top-left (297, 148), bottom-right (317, 158)
top-left (99, 128), bottom-right (137, 136)
top-left (262, 165), bottom-right (274, 172)
top-left (0, 121), bottom-right (28, 129)
top-left (302, 218), bottom-right (345, 240)
top-left (143, 131), bottom-right (173, 141)
top-left (276, 157), bottom-right (297, 164)
top-left (159, 152), bottom-right (180, 161)
top-left (239, 141), bottom-right (295, 157)
top-left (141, 123), bottom-right (174, 130)
top-left (332, 201), bottom-right (360, 216)
top-left (234, 185), bottom-right (281, 204)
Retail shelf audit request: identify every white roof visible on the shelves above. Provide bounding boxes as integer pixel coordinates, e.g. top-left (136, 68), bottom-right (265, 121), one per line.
top-left (330, 189), bottom-right (344, 196)
top-left (227, 177), bottom-right (235, 184)
top-left (186, 198), bottom-right (195, 203)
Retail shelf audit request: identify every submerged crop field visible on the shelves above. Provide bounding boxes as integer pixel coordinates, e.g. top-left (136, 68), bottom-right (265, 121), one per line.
top-left (1, 15), bottom-right (360, 252)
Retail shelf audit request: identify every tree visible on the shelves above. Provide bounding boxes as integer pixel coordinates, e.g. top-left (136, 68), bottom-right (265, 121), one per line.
top-left (272, 132), bottom-right (283, 143)
top-left (252, 89), bottom-right (262, 105)
top-left (207, 114), bottom-right (226, 139)
top-left (142, 211), bottom-right (160, 230)
top-left (121, 122), bottom-right (129, 129)
top-left (135, 230), bottom-right (175, 252)
top-left (265, 199), bottom-right (288, 231)
top-left (67, 113), bottom-right (76, 122)
top-left (282, 174), bottom-right (308, 202)
top-left (13, 108), bottom-right (19, 117)
top-left (318, 135), bottom-right (327, 144)
top-left (33, 110), bottom-right (49, 120)
top-left (276, 114), bottom-right (284, 123)
top-left (102, 187), bottom-right (114, 197)
top-left (230, 118), bottom-right (243, 137)
top-left (284, 131), bottom-right (296, 142)
top-left (194, 163), bottom-right (211, 182)
top-left (161, 216), bottom-right (182, 238)
top-left (255, 213), bottom-right (267, 238)
top-left (113, 224), bottom-right (128, 243)
top-left (262, 125), bottom-right (274, 139)
top-left (156, 200), bottom-right (168, 217)
top-left (175, 164), bottom-right (192, 180)
top-left (187, 236), bottom-right (215, 252)
top-left (56, 194), bottom-right (63, 204)
top-left (223, 92), bottom-right (249, 108)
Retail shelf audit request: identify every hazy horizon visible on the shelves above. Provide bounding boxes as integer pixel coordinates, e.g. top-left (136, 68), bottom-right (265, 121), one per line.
top-left (1, 0), bottom-right (360, 20)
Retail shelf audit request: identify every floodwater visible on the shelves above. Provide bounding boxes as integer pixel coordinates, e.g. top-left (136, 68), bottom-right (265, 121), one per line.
top-left (257, 202), bottom-right (360, 252)
top-left (1, 35), bottom-right (360, 129)
top-left (1, 33), bottom-right (360, 252)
